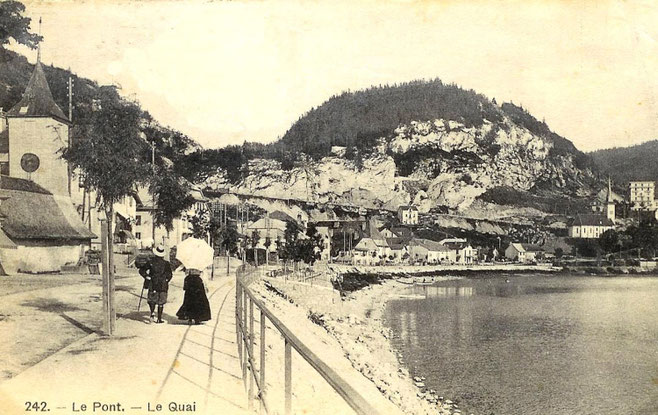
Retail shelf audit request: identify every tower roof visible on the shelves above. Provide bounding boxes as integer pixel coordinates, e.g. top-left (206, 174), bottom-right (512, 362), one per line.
top-left (6, 60), bottom-right (69, 124)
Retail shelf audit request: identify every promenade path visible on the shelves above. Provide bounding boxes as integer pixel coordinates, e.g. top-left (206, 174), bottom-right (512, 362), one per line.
top-left (0, 274), bottom-right (251, 415)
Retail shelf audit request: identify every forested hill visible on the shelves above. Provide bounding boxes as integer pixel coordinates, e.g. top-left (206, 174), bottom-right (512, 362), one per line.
top-left (590, 140), bottom-right (658, 185)
top-left (273, 79), bottom-right (588, 165)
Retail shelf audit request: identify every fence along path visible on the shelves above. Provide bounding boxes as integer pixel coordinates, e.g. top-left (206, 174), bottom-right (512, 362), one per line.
top-left (236, 265), bottom-right (383, 415)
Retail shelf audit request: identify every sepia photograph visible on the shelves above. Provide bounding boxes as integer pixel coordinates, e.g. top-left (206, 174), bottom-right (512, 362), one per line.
top-left (0, 0), bottom-right (657, 414)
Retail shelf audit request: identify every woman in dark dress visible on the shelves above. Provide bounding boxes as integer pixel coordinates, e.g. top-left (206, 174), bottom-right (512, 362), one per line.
top-left (176, 268), bottom-right (211, 324)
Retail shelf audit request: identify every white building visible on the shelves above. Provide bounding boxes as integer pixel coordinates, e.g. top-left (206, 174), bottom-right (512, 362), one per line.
top-left (629, 181), bottom-right (655, 211)
top-left (568, 214), bottom-right (615, 239)
top-left (397, 205), bottom-right (419, 225)
top-left (133, 185), bottom-right (208, 249)
top-left (505, 243), bottom-right (544, 263)
top-left (408, 238), bottom-right (454, 264)
top-left (440, 238), bottom-right (477, 264)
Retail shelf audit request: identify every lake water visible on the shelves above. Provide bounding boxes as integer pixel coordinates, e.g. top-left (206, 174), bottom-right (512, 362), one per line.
top-left (384, 274), bottom-right (658, 415)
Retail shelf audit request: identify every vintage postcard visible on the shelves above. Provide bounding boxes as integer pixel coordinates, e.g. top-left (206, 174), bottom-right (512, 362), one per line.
top-left (0, 1), bottom-right (657, 414)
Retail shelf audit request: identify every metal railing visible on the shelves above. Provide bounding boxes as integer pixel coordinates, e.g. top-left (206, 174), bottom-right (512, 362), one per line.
top-left (235, 265), bottom-right (380, 415)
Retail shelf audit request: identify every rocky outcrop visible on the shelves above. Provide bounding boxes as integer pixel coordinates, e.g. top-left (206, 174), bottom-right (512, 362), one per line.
top-left (203, 117), bottom-right (596, 214)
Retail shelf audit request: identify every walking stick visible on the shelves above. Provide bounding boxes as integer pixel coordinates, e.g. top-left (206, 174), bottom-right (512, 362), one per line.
top-left (137, 285), bottom-right (145, 311)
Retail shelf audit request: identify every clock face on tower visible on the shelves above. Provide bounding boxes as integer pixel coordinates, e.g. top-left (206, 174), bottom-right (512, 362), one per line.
top-left (21, 153), bottom-right (40, 173)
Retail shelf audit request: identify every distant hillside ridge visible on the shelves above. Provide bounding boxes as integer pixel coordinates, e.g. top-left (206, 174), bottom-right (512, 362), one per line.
top-left (589, 140), bottom-right (658, 186)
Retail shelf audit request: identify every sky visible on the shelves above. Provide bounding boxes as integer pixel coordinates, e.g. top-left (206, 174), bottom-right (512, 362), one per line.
top-left (12, 0), bottom-right (658, 152)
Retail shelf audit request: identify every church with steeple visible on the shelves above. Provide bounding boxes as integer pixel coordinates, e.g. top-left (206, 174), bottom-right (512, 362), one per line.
top-left (0, 50), bottom-right (95, 274)
top-left (2, 54), bottom-right (71, 195)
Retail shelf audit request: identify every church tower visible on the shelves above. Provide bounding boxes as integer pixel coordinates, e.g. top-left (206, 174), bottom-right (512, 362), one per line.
top-left (5, 53), bottom-right (71, 196)
top-left (606, 177), bottom-right (616, 223)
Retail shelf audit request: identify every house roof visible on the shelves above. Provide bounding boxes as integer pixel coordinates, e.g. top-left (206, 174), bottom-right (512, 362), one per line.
top-left (509, 242), bottom-right (544, 253)
top-left (444, 242), bottom-right (473, 251)
top-left (398, 205), bottom-right (419, 211)
top-left (365, 220), bottom-right (388, 247)
top-left (439, 238), bottom-right (467, 245)
top-left (247, 217), bottom-right (287, 232)
top-left (354, 237), bottom-right (378, 252)
top-left (0, 228), bottom-right (16, 249)
top-left (522, 244), bottom-right (544, 252)
top-left (269, 210), bottom-right (297, 223)
top-left (570, 214), bottom-right (615, 227)
top-left (509, 243), bottom-right (526, 253)
top-left (386, 237), bottom-right (408, 250)
top-left (6, 61), bottom-right (70, 125)
top-left (380, 225), bottom-right (414, 239)
top-left (0, 176), bottom-right (96, 241)
top-left (409, 238), bottom-right (452, 252)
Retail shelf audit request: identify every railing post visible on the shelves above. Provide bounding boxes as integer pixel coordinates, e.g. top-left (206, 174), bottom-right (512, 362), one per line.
top-left (285, 339), bottom-right (292, 415)
top-left (248, 297), bottom-right (254, 409)
top-left (260, 308), bottom-right (266, 414)
top-left (236, 283), bottom-right (241, 370)
top-left (242, 289), bottom-right (248, 388)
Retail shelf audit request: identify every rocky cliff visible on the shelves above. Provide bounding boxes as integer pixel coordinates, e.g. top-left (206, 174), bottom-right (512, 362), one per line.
top-left (203, 114), bottom-right (598, 215)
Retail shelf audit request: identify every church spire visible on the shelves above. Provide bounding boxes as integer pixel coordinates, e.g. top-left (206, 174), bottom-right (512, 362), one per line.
top-left (36, 17), bottom-right (42, 63)
top-left (5, 21), bottom-right (69, 125)
top-left (607, 176), bottom-right (613, 203)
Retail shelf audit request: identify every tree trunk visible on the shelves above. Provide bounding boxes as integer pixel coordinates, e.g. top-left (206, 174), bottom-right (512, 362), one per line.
top-left (105, 204), bottom-right (116, 334)
top-left (226, 249), bottom-right (230, 276)
top-left (151, 210), bottom-right (156, 246)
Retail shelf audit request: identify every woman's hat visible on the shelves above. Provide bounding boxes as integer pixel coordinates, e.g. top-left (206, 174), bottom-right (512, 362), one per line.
top-left (153, 244), bottom-right (166, 258)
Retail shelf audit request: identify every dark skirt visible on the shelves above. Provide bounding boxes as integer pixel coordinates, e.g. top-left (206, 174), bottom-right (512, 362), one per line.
top-left (176, 275), bottom-right (211, 322)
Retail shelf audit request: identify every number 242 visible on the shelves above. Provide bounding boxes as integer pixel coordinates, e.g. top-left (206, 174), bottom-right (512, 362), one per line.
top-left (25, 401), bottom-right (47, 411)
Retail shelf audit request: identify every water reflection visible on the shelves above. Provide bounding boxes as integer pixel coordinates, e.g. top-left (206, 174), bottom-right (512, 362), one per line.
top-left (385, 275), bottom-right (658, 415)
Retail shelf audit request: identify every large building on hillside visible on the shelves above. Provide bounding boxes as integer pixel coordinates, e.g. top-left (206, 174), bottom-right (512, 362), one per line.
top-left (629, 181), bottom-right (655, 211)
top-left (397, 205), bottom-right (419, 225)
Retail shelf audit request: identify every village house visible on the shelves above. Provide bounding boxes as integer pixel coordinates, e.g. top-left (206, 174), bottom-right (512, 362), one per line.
top-left (439, 238), bottom-right (478, 264)
top-left (133, 184), bottom-right (209, 249)
top-left (243, 214), bottom-right (288, 253)
top-left (312, 218), bottom-right (364, 263)
top-left (408, 238), bottom-right (454, 264)
top-left (397, 205), bottom-right (419, 225)
top-left (505, 243), bottom-right (544, 263)
top-left (352, 220), bottom-right (390, 265)
top-left (385, 237), bottom-right (409, 263)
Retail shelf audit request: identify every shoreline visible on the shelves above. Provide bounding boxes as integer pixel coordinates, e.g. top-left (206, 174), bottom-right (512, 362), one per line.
top-left (261, 275), bottom-right (468, 415)
top-left (329, 263), bottom-right (562, 277)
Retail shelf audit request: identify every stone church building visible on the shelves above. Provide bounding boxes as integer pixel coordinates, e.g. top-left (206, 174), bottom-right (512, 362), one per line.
top-left (0, 57), bottom-right (95, 273)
